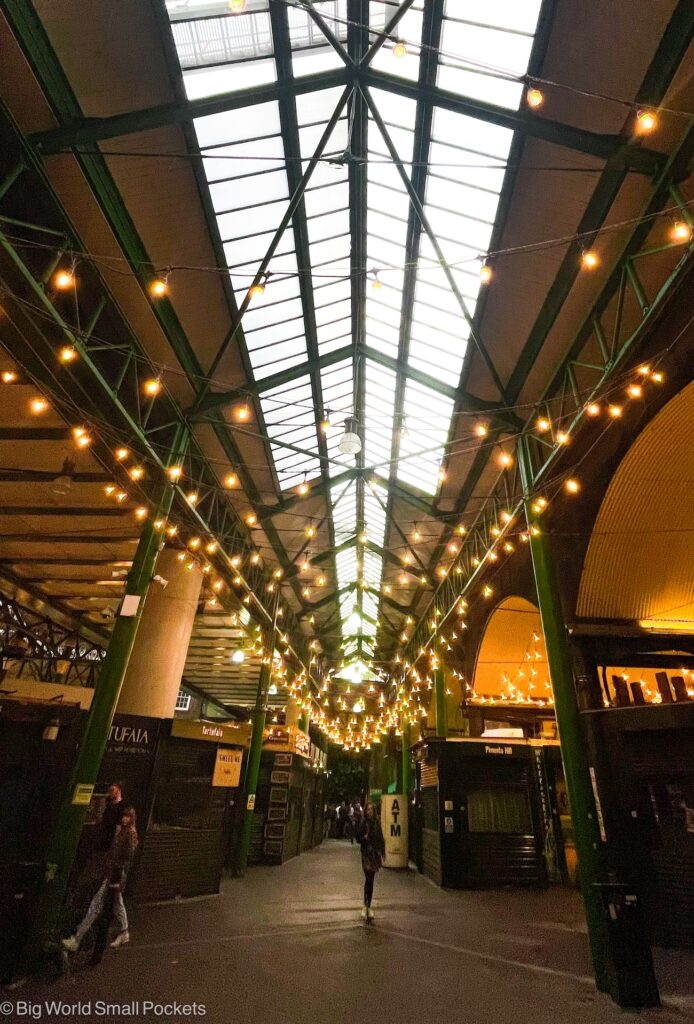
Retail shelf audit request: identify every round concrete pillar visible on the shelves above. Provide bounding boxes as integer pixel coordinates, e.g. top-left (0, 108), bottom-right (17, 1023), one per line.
top-left (116, 547), bottom-right (203, 718)
top-left (285, 699), bottom-right (301, 727)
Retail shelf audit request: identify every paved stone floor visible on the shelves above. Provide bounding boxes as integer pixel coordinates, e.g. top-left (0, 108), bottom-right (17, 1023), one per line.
top-left (13, 841), bottom-right (694, 1023)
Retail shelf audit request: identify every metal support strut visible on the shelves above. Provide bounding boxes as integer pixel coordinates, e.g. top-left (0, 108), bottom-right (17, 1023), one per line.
top-left (517, 437), bottom-right (611, 991)
top-left (434, 668), bottom-right (448, 738)
top-left (234, 588), bottom-right (281, 876)
top-left (26, 425), bottom-right (189, 956)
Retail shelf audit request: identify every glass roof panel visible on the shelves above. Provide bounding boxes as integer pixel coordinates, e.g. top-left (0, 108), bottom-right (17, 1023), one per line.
top-left (370, 1), bottom-right (423, 82)
top-left (438, 1), bottom-right (543, 110)
top-left (260, 376), bottom-right (321, 490)
top-left (398, 381), bottom-right (455, 494)
top-left (364, 360), bottom-right (397, 473)
top-left (171, 9), bottom-right (272, 70)
top-left (183, 58), bottom-right (276, 99)
top-left (364, 481), bottom-right (388, 548)
top-left (209, 170), bottom-right (288, 212)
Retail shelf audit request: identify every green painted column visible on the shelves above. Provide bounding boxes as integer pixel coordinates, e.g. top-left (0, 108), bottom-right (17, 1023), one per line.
top-left (518, 440), bottom-right (610, 991)
top-left (30, 428), bottom-right (188, 949)
top-left (434, 668), bottom-right (448, 737)
top-left (401, 717), bottom-right (411, 797)
top-left (233, 591), bottom-right (280, 876)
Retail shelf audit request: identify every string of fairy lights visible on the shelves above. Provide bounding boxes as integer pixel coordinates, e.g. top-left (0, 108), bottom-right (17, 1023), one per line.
top-left (0, 253), bottom-right (688, 748)
top-left (2, 3), bottom-right (693, 748)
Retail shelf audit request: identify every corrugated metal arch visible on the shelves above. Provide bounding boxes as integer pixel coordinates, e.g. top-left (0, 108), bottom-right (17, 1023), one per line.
top-left (577, 380), bottom-right (694, 630)
top-left (472, 596), bottom-right (548, 698)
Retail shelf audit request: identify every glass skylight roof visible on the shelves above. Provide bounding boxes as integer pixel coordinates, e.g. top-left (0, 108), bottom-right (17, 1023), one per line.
top-left (438, 1), bottom-right (543, 110)
top-left (260, 376), bottom-right (321, 489)
top-left (162, 0), bottom-right (544, 670)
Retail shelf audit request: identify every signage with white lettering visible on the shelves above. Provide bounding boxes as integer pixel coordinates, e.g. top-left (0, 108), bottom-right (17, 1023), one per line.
top-left (171, 718), bottom-right (251, 746)
top-left (382, 794), bottom-right (408, 869)
top-left (484, 744), bottom-right (513, 756)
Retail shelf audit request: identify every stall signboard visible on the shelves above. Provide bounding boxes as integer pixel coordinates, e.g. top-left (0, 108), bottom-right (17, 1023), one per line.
top-left (294, 729), bottom-right (311, 758)
top-left (212, 747), bottom-right (243, 787)
top-left (171, 718), bottom-right (251, 746)
top-left (263, 725), bottom-right (311, 758)
top-left (381, 794), bottom-right (408, 868)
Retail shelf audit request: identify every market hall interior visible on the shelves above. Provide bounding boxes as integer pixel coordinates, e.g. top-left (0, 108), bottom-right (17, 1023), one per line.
top-left (0, 0), bottom-right (694, 1019)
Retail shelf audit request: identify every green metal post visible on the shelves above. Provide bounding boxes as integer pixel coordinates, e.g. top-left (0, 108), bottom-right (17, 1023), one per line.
top-left (518, 439), bottom-right (610, 991)
top-left (234, 590), bottom-right (280, 876)
top-left (298, 712), bottom-right (309, 732)
top-left (401, 717), bottom-right (411, 797)
top-left (29, 427), bottom-right (188, 950)
top-left (434, 668), bottom-right (448, 737)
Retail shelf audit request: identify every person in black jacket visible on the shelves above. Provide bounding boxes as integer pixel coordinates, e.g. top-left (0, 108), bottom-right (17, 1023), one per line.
top-left (63, 807), bottom-right (138, 952)
top-left (97, 782), bottom-right (126, 851)
top-left (356, 802), bottom-right (385, 921)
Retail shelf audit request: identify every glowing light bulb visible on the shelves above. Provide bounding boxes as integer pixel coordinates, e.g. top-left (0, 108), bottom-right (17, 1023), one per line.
top-left (581, 250), bottom-right (599, 270)
top-left (526, 86), bottom-right (544, 109)
top-left (671, 220), bottom-right (692, 243)
top-left (608, 404), bottom-right (623, 419)
top-left (1, 370), bottom-right (17, 384)
top-left (635, 109), bottom-right (657, 134)
top-left (236, 403), bottom-right (250, 421)
top-left (556, 431), bottom-right (570, 445)
top-left (650, 370), bottom-right (664, 383)
top-left (497, 451), bottom-right (513, 469)
top-left (29, 396), bottom-right (49, 415)
top-left (59, 346), bottom-right (77, 363)
top-left (143, 378), bottom-right (161, 397)
top-left (228, 0), bottom-right (246, 11)
top-left (474, 421), bottom-right (488, 438)
top-left (371, 271), bottom-right (382, 291)
top-left (135, 506), bottom-right (148, 520)
top-left (305, 523), bottom-right (316, 539)
top-left (393, 39), bottom-right (407, 59)
top-left (245, 512), bottom-right (258, 526)
top-left (54, 269), bottom-right (75, 290)
top-left (627, 383), bottom-right (643, 399)
top-left (129, 466), bottom-right (144, 481)
top-left (565, 478), bottom-right (580, 495)
top-left (585, 402), bottom-right (601, 417)
top-left (167, 465), bottom-right (183, 481)
top-left (149, 278), bottom-right (168, 298)
top-left (248, 280), bottom-right (266, 303)
top-left (186, 491), bottom-right (199, 505)
top-left (479, 262), bottom-right (492, 284)
top-left (224, 472), bottom-right (238, 488)
top-left (535, 416), bottom-right (551, 432)
top-left (297, 479), bottom-right (309, 496)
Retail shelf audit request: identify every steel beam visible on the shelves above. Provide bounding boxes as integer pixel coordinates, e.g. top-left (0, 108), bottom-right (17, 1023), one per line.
top-left (360, 69), bottom-right (663, 174)
top-left (28, 68), bottom-right (350, 152)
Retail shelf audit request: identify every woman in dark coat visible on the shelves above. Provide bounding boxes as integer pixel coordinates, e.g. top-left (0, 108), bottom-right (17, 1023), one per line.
top-left (63, 807), bottom-right (138, 952)
top-left (357, 802), bottom-right (385, 921)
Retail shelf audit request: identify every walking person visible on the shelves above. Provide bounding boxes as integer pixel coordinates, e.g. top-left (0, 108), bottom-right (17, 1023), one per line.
top-left (63, 806), bottom-right (138, 952)
top-left (357, 802), bottom-right (385, 922)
